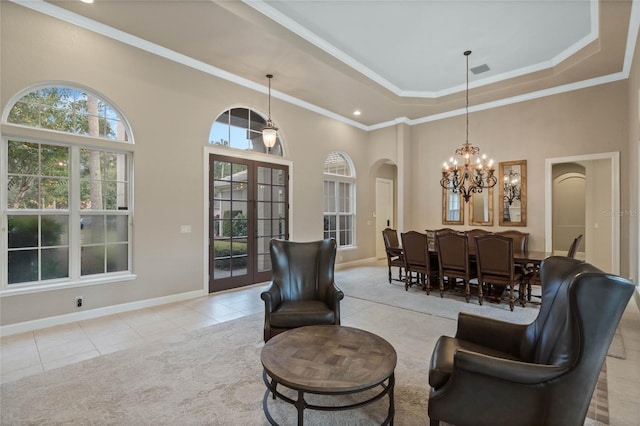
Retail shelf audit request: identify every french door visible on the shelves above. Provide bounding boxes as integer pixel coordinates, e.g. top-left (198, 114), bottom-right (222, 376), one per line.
top-left (209, 154), bottom-right (289, 292)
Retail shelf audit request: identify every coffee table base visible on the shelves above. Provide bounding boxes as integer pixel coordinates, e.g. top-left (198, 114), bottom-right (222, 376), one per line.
top-left (262, 370), bottom-right (395, 426)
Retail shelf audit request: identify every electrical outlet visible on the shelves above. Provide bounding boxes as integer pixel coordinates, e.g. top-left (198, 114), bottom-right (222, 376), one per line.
top-left (75, 296), bottom-right (83, 308)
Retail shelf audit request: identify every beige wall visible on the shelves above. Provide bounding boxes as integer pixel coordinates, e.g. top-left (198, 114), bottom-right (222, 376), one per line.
top-left (408, 82), bottom-right (629, 267)
top-left (0, 4), bottom-right (374, 326)
top-left (1, 2), bottom-right (637, 328)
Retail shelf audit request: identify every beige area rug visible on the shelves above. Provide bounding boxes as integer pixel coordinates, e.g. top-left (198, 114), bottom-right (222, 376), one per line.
top-left (1, 309), bottom-right (609, 425)
top-left (1, 314), bottom-right (428, 425)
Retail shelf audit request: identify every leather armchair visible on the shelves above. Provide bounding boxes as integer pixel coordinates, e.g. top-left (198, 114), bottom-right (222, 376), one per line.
top-left (428, 256), bottom-right (634, 426)
top-left (260, 239), bottom-right (344, 342)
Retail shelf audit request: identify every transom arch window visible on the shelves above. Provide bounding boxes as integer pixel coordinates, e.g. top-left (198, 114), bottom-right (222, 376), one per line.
top-left (2, 84), bottom-right (133, 289)
top-left (209, 107), bottom-right (283, 156)
top-left (323, 151), bottom-right (356, 248)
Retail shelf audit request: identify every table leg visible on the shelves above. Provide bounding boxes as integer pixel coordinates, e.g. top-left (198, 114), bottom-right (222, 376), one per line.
top-left (388, 373), bottom-right (395, 426)
top-left (295, 389), bottom-right (305, 426)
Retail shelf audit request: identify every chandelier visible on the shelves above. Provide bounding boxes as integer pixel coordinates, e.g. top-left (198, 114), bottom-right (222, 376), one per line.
top-left (503, 169), bottom-right (521, 205)
top-left (440, 50), bottom-right (496, 202)
top-left (262, 74), bottom-right (278, 152)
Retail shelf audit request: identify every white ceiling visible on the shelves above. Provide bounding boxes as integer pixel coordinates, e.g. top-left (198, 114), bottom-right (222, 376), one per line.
top-left (21, 0), bottom-right (640, 128)
top-left (251, 0), bottom-right (595, 96)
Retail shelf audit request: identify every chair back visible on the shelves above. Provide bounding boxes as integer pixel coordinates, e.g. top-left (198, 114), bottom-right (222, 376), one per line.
top-left (382, 227), bottom-right (400, 250)
top-left (401, 231), bottom-right (428, 269)
top-left (475, 234), bottom-right (514, 282)
top-left (269, 239), bottom-right (336, 302)
top-left (522, 256), bottom-right (634, 424)
top-left (436, 232), bottom-right (469, 274)
top-left (567, 234), bottom-right (583, 258)
top-left (465, 228), bottom-right (491, 254)
top-left (496, 230), bottom-right (529, 252)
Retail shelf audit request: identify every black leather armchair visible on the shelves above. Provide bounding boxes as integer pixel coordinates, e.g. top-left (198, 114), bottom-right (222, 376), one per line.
top-left (428, 256), bottom-right (634, 426)
top-left (260, 239), bottom-right (344, 342)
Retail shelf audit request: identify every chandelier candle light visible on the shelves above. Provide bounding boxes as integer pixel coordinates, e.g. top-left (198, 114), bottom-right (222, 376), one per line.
top-left (440, 51), bottom-right (497, 202)
top-left (262, 74), bottom-right (278, 152)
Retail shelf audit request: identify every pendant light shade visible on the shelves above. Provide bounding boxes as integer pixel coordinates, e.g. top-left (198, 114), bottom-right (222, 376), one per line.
top-left (262, 74), bottom-right (278, 151)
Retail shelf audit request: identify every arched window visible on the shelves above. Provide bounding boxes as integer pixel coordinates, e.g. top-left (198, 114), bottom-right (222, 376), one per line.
top-left (209, 107), bottom-right (282, 155)
top-left (323, 152), bottom-right (356, 247)
top-left (3, 85), bottom-right (133, 289)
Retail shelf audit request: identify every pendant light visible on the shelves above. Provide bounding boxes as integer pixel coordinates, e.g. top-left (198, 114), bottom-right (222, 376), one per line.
top-left (262, 74), bottom-right (278, 152)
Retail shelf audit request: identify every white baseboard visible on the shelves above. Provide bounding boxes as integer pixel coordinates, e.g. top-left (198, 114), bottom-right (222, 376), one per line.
top-left (0, 289), bottom-right (206, 337)
top-left (335, 257), bottom-right (378, 270)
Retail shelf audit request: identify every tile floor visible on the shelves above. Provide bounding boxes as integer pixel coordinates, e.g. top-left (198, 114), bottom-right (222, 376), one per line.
top-left (1, 263), bottom-right (639, 425)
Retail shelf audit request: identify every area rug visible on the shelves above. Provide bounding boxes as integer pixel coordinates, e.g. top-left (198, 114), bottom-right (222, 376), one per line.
top-left (1, 308), bottom-right (608, 425)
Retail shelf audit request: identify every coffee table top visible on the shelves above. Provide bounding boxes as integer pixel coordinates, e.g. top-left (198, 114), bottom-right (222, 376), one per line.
top-left (261, 325), bottom-right (397, 393)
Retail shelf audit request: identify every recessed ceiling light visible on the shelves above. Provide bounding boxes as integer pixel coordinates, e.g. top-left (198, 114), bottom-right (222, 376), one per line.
top-left (81, 0), bottom-right (94, 4)
top-left (353, 110), bottom-right (361, 116)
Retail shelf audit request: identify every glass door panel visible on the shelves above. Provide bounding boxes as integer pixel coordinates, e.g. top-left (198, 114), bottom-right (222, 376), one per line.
top-left (209, 156), bottom-right (288, 291)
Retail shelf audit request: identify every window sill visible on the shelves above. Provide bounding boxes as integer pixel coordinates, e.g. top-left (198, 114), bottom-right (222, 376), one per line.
top-left (0, 273), bottom-right (137, 297)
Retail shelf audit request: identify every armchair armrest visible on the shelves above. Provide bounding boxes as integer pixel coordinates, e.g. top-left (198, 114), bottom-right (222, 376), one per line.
top-left (455, 349), bottom-right (568, 384)
top-left (260, 282), bottom-right (282, 314)
top-left (324, 282), bottom-right (344, 310)
top-left (455, 312), bottom-right (528, 357)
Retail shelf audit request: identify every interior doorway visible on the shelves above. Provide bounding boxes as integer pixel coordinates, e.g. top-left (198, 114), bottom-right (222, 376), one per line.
top-left (545, 152), bottom-right (619, 274)
top-left (376, 177), bottom-right (394, 259)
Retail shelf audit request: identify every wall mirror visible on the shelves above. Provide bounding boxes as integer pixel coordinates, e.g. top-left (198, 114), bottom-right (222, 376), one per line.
top-left (499, 160), bottom-right (527, 226)
top-left (442, 184), bottom-right (464, 225)
top-left (469, 187), bottom-right (493, 226)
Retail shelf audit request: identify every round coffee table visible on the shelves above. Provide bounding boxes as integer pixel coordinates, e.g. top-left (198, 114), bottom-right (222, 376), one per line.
top-left (261, 325), bottom-right (397, 425)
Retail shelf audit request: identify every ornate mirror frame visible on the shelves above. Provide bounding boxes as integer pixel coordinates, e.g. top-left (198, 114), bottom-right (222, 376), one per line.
top-left (442, 185), bottom-right (464, 225)
top-left (499, 160), bottom-right (527, 227)
top-left (469, 187), bottom-right (494, 226)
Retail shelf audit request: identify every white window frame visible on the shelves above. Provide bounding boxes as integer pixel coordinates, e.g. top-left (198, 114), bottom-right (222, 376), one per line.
top-left (323, 152), bottom-right (356, 249)
top-left (1, 85), bottom-right (135, 296)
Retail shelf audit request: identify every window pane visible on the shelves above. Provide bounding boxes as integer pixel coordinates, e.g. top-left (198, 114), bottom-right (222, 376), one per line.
top-left (41, 215), bottom-right (69, 246)
top-left (231, 163), bottom-right (248, 182)
top-left (107, 244), bottom-right (128, 272)
top-left (41, 247), bottom-right (69, 280)
top-left (7, 176), bottom-right (39, 209)
top-left (209, 108), bottom-right (282, 155)
top-left (41, 178), bottom-right (68, 209)
top-left (81, 245), bottom-right (105, 275)
top-left (8, 216), bottom-right (38, 248)
top-left (8, 250), bottom-right (38, 284)
top-left (107, 215), bottom-right (128, 242)
top-left (8, 141), bottom-right (39, 174)
top-left (8, 87), bottom-right (130, 142)
top-left (41, 145), bottom-right (69, 177)
top-left (81, 215), bottom-right (105, 244)
top-left (257, 167), bottom-right (271, 184)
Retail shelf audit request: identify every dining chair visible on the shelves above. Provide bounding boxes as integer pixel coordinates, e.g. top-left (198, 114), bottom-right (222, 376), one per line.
top-left (382, 228), bottom-right (404, 284)
top-left (436, 231), bottom-right (478, 302)
top-left (401, 231), bottom-right (438, 294)
top-left (474, 234), bottom-right (524, 310)
top-left (465, 228), bottom-right (491, 256)
top-left (567, 234), bottom-right (583, 258)
top-left (495, 230), bottom-right (529, 252)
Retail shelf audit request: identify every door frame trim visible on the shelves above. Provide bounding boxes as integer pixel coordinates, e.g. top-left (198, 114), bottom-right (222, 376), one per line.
top-left (544, 151), bottom-right (619, 274)
top-left (203, 146), bottom-right (294, 294)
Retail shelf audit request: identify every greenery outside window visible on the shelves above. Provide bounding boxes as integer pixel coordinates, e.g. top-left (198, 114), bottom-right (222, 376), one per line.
top-left (3, 85), bottom-right (132, 289)
top-left (323, 152), bottom-right (355, 248)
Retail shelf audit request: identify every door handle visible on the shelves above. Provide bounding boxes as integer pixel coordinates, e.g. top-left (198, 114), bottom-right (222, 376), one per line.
top-left (387, 219), bottom-right (390, 226)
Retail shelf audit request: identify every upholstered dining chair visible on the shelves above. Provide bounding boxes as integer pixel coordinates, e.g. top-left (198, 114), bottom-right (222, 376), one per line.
top-left (465, 228), bottom-right (491, 255)
top-left (382, 228), bottom-right (404, 283)
top-left (474, 234), bottom-right (524, 310)
top-left (428, 256), bottom-right (634, 426)
top-left (260, 239), bottom-right (344, 342)
top-left (401, 230), bottom-right (438, 294)
top-left (496, 229), bottom-right (529, 252)
top-left (567, 234), bottom-right (583, 258)
top-left (435, 231), bottom-right (478, 302)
